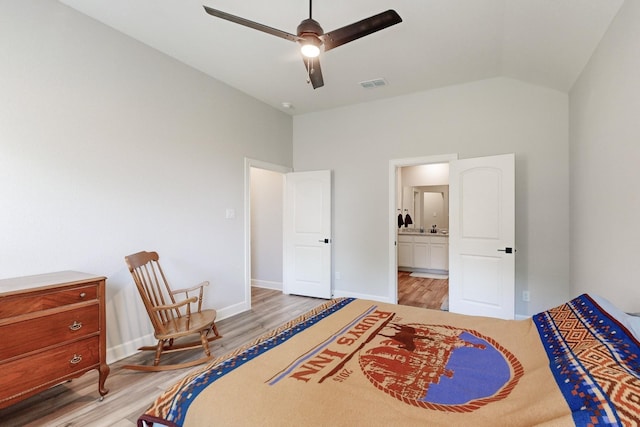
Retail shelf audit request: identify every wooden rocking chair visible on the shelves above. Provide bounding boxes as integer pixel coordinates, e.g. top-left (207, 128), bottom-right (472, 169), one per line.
top-left (123, 251), bottom-right (222, 371)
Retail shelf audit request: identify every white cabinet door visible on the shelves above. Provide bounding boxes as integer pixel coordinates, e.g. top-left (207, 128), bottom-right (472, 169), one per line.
top-left (413, 236), bottom-right (430, 268)
top-left (430, 243), bottom-right (448, 270)
top-left (397, 238), bottom-right (413, 268)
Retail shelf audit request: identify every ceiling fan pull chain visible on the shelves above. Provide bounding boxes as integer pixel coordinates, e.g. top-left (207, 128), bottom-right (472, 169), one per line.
top-left (306, 57), bottom-right (316, 84)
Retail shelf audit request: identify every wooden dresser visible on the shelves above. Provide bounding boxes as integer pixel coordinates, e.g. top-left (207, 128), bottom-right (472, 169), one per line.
top-left (0, 271), bottom-right (110, 409)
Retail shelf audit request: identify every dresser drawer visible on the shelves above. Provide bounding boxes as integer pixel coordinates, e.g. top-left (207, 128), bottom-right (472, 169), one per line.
top-left (0, 284), bottom-right (98, 318)
top-left (0, 304), bottom-right (99, 361)
top-left (0, 336), bottom-right (100, 406)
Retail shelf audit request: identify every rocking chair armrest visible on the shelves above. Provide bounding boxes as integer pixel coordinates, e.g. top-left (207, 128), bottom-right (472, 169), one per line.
top-left (170, 281), bottom-right (210, 295)
top-left (151, 296), bottom-right (198, 312)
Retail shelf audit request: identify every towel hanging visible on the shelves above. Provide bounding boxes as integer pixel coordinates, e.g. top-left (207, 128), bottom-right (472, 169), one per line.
top-left (397, 212), bottom-right (404, 228)
top-left (404, 213), bottom-right (413, 227)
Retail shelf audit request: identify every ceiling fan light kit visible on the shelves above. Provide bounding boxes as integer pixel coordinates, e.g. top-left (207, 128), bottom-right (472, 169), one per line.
top-left (299, 32), bottom-right (321, 58)
top-left (203, 1), bottom-right (402, 89)
top-left (300, 43), bottom-right (320, 58)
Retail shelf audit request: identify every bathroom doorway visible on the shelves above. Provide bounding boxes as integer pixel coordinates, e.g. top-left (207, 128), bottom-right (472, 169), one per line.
top-left (390, 153), bottom-right (516, 319)
top-left (396, 161), bottom-right (450, 311)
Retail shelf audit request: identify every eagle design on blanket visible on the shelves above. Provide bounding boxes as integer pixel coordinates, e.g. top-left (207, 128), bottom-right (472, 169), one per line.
top-left (359, 322), bottom-right (522, 411)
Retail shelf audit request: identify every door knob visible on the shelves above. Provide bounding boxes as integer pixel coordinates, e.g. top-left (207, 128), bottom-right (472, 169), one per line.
top-left (318, 238), bottom-right (331, 244)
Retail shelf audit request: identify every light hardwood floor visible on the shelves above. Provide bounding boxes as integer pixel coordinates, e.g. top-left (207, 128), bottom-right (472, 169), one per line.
top-left (0, 288), bottom-right (325, 427)
top-left (1, 280), bottom-right (446, 427)
top-left (397, 271), bottom-right (448, 310)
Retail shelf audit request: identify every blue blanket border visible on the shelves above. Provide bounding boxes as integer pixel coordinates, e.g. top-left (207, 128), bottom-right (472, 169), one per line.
top-left (533, 294), bottom-right (640, 426)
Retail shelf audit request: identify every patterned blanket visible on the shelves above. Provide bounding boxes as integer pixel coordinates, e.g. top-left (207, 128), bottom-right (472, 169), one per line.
top-left (534, 295), bottom-right (640, 425)
top-left (139, 295), bottom-right (640, 426)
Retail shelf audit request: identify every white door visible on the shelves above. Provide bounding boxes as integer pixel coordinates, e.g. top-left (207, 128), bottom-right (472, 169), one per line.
top-left (449, 154), bottom-right (515, 319)
top-left (283, 170), bottom-right (332, 298)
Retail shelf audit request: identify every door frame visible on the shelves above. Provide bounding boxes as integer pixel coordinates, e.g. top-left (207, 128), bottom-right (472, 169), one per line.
top-left (388, 153), bottom-right (458, 303)
top-left (244, 158), bottom-right (292, 311)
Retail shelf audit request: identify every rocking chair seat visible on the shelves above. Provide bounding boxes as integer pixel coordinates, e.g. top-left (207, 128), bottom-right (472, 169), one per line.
top-left (124, 250), bottom-right (222, 371)
top-left (155, 310), bottom-right (217, 340)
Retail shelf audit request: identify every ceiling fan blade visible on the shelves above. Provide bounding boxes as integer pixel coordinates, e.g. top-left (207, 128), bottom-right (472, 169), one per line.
top-left (203, 6), bottom-right (301, 43)
top-left (302, 56), bottom-right (324, 89)
top-left (321, 9), bottom-right (402, 52)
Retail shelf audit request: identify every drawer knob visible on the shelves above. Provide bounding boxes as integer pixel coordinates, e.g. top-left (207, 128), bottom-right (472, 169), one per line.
top-left (79, 292), bottom-right (87, 298)
top-left (70, 354), bottom-right (83, 365)
top-left (69, 321), bottom-right (83, 331)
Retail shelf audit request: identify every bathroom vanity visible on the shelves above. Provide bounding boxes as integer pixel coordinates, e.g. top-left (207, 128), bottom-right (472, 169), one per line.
top-left (398, 231), bottom-right (449, 271)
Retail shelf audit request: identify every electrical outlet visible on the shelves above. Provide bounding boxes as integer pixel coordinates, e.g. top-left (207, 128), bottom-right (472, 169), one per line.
top-left (522, 291), bottom-right (530, 302)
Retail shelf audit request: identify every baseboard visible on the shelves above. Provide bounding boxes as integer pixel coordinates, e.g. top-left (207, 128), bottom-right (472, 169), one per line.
top-left (251, 279), bottom-right (282, 290)
top-left (216, 299), bottom-right (249, 321)
top-left (106, 333), bottom-right (154, 364)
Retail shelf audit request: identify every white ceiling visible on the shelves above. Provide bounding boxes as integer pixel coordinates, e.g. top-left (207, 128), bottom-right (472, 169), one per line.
top-left (60, 0), bottom-right (623, 115)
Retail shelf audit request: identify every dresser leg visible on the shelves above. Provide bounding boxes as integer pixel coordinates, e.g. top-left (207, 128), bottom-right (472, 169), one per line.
top-left (98, 363), bottom-right (110, 397)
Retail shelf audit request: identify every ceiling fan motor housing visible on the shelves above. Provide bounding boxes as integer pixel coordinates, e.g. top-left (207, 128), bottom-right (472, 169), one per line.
top-left (297, 18), bottom-right (324, 40)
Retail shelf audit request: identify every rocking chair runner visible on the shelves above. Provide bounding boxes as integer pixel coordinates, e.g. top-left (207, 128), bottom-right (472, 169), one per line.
top-left (124, 251), bottom-right (222, 371)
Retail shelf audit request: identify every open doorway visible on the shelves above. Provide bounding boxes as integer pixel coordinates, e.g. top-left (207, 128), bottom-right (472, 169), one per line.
top-left (396, 163), bottom-right (450, 311)
top-left (244, 159), bottom-right (291, 310)
top-left (388, 154), bottom-right (458, 309)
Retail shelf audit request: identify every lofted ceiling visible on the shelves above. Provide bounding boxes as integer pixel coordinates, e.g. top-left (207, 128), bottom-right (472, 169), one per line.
top-left (60, 0), bottom-right (623, 115)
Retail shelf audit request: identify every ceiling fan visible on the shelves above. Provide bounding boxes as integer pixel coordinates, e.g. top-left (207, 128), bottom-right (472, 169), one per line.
top-left (203, 1), bottom-right (402, 89)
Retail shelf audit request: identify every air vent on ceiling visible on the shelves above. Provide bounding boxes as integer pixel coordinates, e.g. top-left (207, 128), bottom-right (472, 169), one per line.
top-left (359, 78), bottom-right (388, 89)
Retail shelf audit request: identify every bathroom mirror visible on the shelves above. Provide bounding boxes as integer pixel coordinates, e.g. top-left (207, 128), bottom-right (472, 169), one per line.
top-left (402, 185), bottom-right (449, 230)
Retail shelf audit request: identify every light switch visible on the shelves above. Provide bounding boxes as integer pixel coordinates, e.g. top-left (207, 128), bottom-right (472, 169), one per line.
top-left (225, 208), bottom-right (235, 219)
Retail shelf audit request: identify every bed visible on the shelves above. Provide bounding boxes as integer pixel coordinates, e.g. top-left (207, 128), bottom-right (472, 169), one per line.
top-left (138, 294), bottom-right (640, 426)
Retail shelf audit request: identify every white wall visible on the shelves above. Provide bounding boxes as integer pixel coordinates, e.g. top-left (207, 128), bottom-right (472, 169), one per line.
top-left (569, 0), bottom-right (640, 312)
top-left (250, 168), bottom-right (284, 289)
top-left (294, 77), bottom-right (570, 316)
top-left (0, 1), bottom-right (292, 361)
top-left (402, 164), bottom-right (450, 187)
